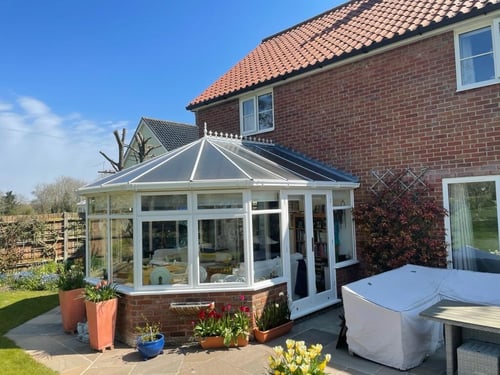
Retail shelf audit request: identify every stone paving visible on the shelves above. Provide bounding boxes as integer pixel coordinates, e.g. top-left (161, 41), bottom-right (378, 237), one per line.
top-left (6, 304), bottom-right (446, 374)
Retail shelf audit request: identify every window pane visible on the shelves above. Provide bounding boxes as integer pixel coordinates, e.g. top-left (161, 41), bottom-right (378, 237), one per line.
top-left (197, 193), bottom-right (243, 209)
top-left (141, 220), bottom-right (189, 286)
top-left (141, 195), bottom-right (187, 211)
top-left (110, 194), bottom-right (133, 214)
top-left (252, 190), bottom-right (279, 210)
top-left (253, 213), bottom-right (282, 281)
top-left (459, 27), bottom-right (494, 85)
top-left (448, 181), bottom-right (500, 273)
top-left (88, 196), bottom-right (107, 215)
top-left (199, 218), bottom-right (245, 283)
top-left (111, 219), bottom-right (134, 286)
top-left (258, 93), bottom-right (273, 130)
top-left (334, 209), bottom-right (354, 263)
top-left (89, 219), bottom-right (108, 279)
top-left (242, 98), bottom-right (255, 133)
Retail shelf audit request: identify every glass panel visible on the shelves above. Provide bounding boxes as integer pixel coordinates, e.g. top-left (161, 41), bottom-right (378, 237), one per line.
top-left (334, 209), bottom-right (354, 262)
top-left (111, 219), bottom-right (134, 286)
top-left (312, 195), bottom-right (330, 292)
top-left (88, 219), bottom-right (108, 279)
top-left (197, 193), bottom-right (243, 209)
top-left (141, 220), bottom-right (189, 286)
top-left (242, 98), bottom-right (255, 133)
top-left (449, 181), bottom-right (500, 273)
top-left (141, 195), bottom-right (188, 211)
top-left (252, 190), bottom-right (279, 210)
top-left (110, 194), bottom-right (133, 214)
top-left (459, 26), bottom-right (494, 85)
top-left (258, 93), bottom-right (273, 130)
top-left (289, 196), bottom-right (308, 300)
top-left (253, 213), bottom-right (282, 281)
top-left (199, 218), bottom-right (244, 283)
top-left (88, 196), bottom-right (107, 215)
top-left (333, 191), bottom-right (351, 206)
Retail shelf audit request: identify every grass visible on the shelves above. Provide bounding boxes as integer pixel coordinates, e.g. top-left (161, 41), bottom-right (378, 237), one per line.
top-left (0, 289), bottom-right (59, 375)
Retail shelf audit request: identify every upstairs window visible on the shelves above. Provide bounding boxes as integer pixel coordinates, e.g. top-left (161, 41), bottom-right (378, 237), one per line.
top-left (455, 19), bottom-right (500, 90)
top-left (240, 91), bottom-right (274, 135)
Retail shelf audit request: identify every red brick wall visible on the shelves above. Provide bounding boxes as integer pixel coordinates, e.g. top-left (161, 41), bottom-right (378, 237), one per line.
top-left (193, 31), bottom-right (500, 283)
top-left (115, 283), bottom-right (287, 346)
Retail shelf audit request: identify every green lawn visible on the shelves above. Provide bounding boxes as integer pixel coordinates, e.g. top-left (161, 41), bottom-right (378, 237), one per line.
top-left (0, 290), bottom-right (59, 375)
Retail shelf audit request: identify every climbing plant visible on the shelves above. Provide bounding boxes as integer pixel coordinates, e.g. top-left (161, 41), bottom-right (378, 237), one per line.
top-left (353, 169), bottom-right (448, 276)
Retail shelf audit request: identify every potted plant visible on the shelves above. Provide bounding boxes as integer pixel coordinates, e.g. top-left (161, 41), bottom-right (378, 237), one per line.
top-left (254, 291), bottom-right (293, 343)
top-left (267, 339), bottom-right (331, 374)
top-left (83, 280), bottom-right (119, 352)
top-left (135, 315), bottom-right (165, 360)
top-left (57, 261), bottom-right (86, 333)
top-left (193, 295), bottom-right (251, 348)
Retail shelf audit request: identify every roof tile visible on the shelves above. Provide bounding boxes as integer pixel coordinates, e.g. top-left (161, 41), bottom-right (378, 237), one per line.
top-left (188, 0), bottom-right (499, 109)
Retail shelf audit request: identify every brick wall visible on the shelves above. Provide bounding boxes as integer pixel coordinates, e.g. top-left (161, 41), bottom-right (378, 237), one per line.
top-left (193, 31), bottom-right (500, 285)
top-left (115, 283), bottom-right (287, 346)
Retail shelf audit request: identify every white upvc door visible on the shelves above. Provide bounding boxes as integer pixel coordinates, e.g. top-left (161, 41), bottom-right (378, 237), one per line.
top-left (283, 191), bottom-right (338, 319)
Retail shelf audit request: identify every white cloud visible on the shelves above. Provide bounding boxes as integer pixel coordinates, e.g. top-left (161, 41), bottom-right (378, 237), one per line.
top-left (0, 95), bottom-right (132, 200)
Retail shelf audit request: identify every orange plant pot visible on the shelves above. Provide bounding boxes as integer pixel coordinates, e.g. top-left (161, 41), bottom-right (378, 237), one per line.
top-left (199, 335), bottom-right (249, 349)
top-left (253, 320), bottom-right (293, 343)
top-left (58, 288), bottom-right (85, 333)
top-left (85, 298), bottom-right (118, 352)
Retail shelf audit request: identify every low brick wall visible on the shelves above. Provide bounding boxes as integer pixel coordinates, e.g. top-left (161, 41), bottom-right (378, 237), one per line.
top-left (115, 282), bottom-right (287, 347)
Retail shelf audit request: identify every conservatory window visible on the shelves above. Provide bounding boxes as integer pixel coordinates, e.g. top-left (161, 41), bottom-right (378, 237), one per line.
top-left (197, 193), bottom-right (243, 209)
top-left (111, 218), bottom-right (134, 286)
top-left (252, 213), bottom-right (282, 281)
top-left (199, 218), bottom-right (245, 283)
top-left (89, 219), bottom-right (108, 279)
top-left (88, 196), bottom-right (108, 215)
top-left (141, 194), bottom-right (188, 211)
top-left (332, 191), bottom-right (356, 265)
top-left (110, 193), bottom-right (133, 214)
top-left (141, 220), bottom-right (189, 286)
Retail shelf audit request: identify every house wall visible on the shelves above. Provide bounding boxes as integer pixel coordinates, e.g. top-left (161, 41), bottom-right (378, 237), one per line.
top-left (194, 31), bottom-right (500, 283)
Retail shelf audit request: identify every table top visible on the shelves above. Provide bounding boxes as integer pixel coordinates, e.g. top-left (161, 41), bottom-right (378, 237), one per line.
top-left (420, 299), bottom-right (500, 334)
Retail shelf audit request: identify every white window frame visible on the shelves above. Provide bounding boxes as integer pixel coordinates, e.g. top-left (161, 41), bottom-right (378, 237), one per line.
top-left (239, 90), bottom-right (274, 136)
top-left (455, 17), bottom-right (500, 91)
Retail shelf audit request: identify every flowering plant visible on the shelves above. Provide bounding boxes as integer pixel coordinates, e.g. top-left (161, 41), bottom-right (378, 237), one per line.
top-left (192, 295), bottom-right (251, 346)
top-left (268, 339), bottom-right (331, 375)
top-left (83, 280), bottom-right (119, 302)
top-left (57, 262), bottom-right (86, 291)
top-left (135, 315), bottom-right (162, 343)
top-left (255, 291), bottom-right (291, 331)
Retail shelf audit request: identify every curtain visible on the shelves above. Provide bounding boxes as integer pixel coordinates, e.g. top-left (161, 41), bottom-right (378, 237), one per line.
top-left (449, 183), bottom-right (477, 271)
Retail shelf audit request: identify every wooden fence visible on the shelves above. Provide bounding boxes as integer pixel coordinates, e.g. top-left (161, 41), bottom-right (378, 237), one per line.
top-left (0, 212), bottom-right (85, 270)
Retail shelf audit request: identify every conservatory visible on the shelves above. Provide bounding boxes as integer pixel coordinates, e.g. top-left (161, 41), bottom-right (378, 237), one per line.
top-left (78, 130), bottom-right (359, 345)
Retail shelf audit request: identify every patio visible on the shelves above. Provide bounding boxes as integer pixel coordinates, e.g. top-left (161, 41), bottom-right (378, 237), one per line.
top-left (6, 304), bottom-right (446, 374)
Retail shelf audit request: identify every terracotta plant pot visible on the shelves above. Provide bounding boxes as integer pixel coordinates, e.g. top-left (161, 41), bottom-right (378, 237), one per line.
top-left (253, 320), bottom-right (293, 343)
top-left (199, 335), bottom-right (249, 349)
top-left (85, 298), bottom-right (118, 352)
top-left (58, 288), bottom-right (85, 333)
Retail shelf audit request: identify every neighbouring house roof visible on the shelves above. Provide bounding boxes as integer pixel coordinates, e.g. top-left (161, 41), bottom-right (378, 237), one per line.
top-left (80, 130), bottom-right (359, 194)
top-left (187, 0), bottom-right (500, 110)
top-left (140, 117), bottom-right (199, 151)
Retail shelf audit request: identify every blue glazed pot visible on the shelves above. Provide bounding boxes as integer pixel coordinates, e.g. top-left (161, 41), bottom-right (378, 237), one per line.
top-left (137, 333), bottom-right (165, 360)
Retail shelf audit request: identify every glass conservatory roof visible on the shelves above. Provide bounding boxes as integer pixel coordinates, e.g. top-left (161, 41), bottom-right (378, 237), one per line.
top-left (79, 131), bottom-right (359, 194)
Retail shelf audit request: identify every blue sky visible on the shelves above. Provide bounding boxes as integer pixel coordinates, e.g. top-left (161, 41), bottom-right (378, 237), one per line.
top-left (0, 1), bottom-right (342, 200)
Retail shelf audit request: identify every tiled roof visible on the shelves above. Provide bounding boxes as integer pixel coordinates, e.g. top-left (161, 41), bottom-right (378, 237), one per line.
top-left (141, 117), bottom-right (199, 151)
top-left (187, 0), bottom-right (500, 109)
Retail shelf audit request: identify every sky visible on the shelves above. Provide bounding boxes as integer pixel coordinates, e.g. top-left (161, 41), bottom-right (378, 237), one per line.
top-left (0, 0), bottom-right (344, 200)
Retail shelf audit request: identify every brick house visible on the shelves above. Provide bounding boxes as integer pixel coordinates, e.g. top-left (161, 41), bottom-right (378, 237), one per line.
top-left (79, 0), bottom-right (500, 346)
top-left (187, 0), bottom-right (500, 282)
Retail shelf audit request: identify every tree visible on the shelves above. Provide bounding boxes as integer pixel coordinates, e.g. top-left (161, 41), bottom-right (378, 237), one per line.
top-left (32, 176), bottom-right (87, 213)
top-left (128, 132), bottom-right (161, 164)
top-left (0, 191), bottom-right (18, 215)
top-left (99, 128), bottom-right (127, 173)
